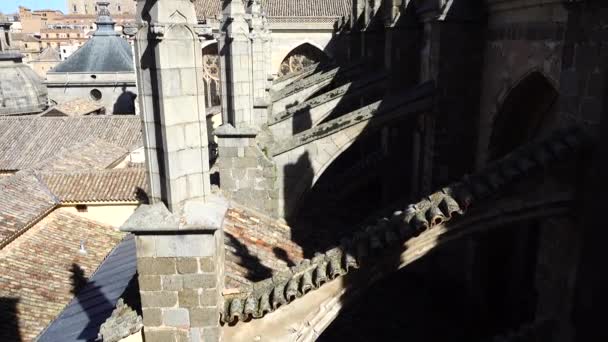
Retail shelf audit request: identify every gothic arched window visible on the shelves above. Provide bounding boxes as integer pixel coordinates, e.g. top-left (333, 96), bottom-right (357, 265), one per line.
top-left (278, 43), bottom-right (329, 77)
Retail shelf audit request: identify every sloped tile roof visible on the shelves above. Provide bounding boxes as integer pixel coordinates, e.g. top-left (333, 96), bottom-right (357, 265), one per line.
top-left (0, 116), bottom-right (142, 171)
top-left (264, 0), bottom-right (351, 17)
top-left (223, 205), bottom-right (304, 289)
top-left (38, 235), bottom-right (138, 342)
top-left (0, 171), bottom-right (58, 247)
top-left (194, 0), bottom-right (351, 19)
top-left (44, 98), bottom-right (105, 116)
top-left (0, 168), bottom-right (146, 248)
top-left (32, 139), bottom-right (128, 172)
top-left (38, 168), bottom-right (148, 203)
top-left (33, 47), bottom-right (61, 62)
top-left (0, 209), bottom-right (125, 342)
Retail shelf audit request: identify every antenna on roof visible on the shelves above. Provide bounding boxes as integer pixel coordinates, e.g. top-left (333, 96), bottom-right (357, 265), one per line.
top-left (79, 239), bottom-right (87, 254)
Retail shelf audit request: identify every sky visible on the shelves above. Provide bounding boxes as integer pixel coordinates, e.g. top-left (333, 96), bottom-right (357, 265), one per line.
top-left (0, 0), bottom-right (66, 14)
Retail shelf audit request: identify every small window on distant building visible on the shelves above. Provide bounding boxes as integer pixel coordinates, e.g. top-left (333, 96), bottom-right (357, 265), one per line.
top-left (73, 5), bottom-right (77, 12)
top-left (90, 89), bottom-right (102, 101)
top-left (95, 6), bottom-right (98, 12)
top-left (118, 5), bottom-right (121, 11)
top-left (24, 43), bottom-right (28, 48)
top-left (63, 49), bottom-right (66, 53)
top-left (76, 205), bottom-right (88, 213)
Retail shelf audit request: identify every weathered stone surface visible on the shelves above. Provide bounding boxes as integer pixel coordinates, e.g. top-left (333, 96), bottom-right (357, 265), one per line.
top-left (177, 258), bottom-right (199, 274)
top-left (200, 289), bottom-right (217, 306)
top-left (162, 275), bottom-right (184, 291)
top-left (138, 257), bottom-right (177, 275)
top-left (162, 308), bottom-right (190, 328)
top-left (190, 307), bottom-right (218, 327)
top-left (201, 327), bottom-right (220, 342)
top-left (139, 275), bottom-right (162, 291)
top-left (98, 299), bottom-right (143, 342)
top-left (178, 289), bottom-right (200, 308)
top-left (141, 291), bottom-right (178, 308)
top-left (142, 308), bottom-right (162, 327)
top-left (183, 274), bottom-right (217, 289)
top-left (199, 257), bottom-right (215, 273)
top-left (143, 328), bottom-right (178, 342)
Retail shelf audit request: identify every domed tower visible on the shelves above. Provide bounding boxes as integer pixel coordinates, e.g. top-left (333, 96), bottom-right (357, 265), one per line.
top-left (45, 2), bottom-right (136, 114)
top-left (0, 22), bottom-right (48, 116)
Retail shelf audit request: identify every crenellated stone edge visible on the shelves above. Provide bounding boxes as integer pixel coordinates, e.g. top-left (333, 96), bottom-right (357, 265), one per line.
top-left (221, 125), bottom-right (592, 325)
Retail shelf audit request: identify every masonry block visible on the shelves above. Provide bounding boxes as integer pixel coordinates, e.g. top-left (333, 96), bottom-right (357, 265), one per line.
top-left (179, 289), bottom-right (200, 308)
top-left (138, 257), bottom-right (176, 275)
top-left (201, 327), bottom-right (220, 342)
top-left (139, 275), bottom-right (161, 291)
top-left (162, 308), bottom-right (190, 328)
top-left (143, 328), bottom-right (178, 342)
top-left (199, 257), bottom-right (215, 273)
top-left (162, 275), bottom-right (184, 291)
top-left (183, 274), bottom-right (217, 289)
top-left (141, 291), bottom-right (178, 308)
top-left (142, 308), bottom-right (162, 327)
top-left (177, 258), bottom-right (199, 274)
top-left (199, 289), bottom-right (217, 306)
top-left (190, 307), bottom-right (218, 328)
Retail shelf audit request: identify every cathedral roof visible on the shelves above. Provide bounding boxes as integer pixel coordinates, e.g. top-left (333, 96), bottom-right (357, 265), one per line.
top-left (50, 4), bottom-right (133, 73)
top-left (0, 116), bottom-right (141, 171)
top-left (38, 168), bottom-right (147, 203)
top-left (194, 0), bottom-right (352, 19)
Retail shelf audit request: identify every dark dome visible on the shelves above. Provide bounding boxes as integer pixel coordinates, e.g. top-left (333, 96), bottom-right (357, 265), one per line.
top-left (51, 3), bottom-right (134, 73)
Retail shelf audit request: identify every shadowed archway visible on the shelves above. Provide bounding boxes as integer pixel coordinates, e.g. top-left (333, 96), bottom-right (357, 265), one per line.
top-left (490, 71), bottom-right (559, 160)
top-left (278, 43), bottom-right (330, 77)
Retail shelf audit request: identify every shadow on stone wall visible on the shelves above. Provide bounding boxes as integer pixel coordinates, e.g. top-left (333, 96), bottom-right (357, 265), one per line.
top-left (113, 86), bottom-right (137, 115)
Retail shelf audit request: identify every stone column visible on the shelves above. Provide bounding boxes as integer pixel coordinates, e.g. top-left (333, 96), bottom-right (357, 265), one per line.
top-left (125, 1), bottom-right (227, 341)
top-left (131, 0), bottom-right (212, 212)
top-left (215, 0), bottom-right (278, 216)
top-left (218, 0), bottom-right (255, 130)
top-left (249, 0), bottom-right (270, 127)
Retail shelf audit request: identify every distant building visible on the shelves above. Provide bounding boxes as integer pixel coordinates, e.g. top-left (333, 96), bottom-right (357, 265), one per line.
top-left (45, 3), bottom-right (136, 115)
top-left (39, 27), bottom-right (87, 49)
top-left (0, 22), bottom-right (48, 116)
top-left (18, 6), bottom-right (64, 34)
top-left (29, 47), bottom-right (61, 77)
top-left (10, 32), bottom-right (43, 62)
top-left (66, 0), bottom-right (136, 16)
top-left (58, 43), bottom-right (80, 60)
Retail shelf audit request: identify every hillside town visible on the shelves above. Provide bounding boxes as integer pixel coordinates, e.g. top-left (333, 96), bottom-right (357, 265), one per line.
top-left (0, 0), bottom-right (603, 342)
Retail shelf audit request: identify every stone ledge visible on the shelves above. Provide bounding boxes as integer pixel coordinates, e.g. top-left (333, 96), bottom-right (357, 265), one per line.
top-left (214, 123), bottom-right (259, 138)
top-left (121, 195), bottom-right (229, 233)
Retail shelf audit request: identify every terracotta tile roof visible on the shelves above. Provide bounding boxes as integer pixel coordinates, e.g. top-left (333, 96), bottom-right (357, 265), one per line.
top-left (0, 172), bottom-right (58, 247)
top-left (31, 139), bottom-right (129, 172)
top-left (38, 168), bottom-right (148, 203)
top-left (0, 209), bottom-right (125, 342)
top-left (223, 205), bottom-right (304, 289)
top-left (194, 0), bottom-right (351, 19)
top-left (0, 116), bottom-right (142, 171)
top-left (263, 0), bottom-right (351, 17)
top-left (44, 98), bottom-right (105, 116)
top-left (0, 168), bottom-right (146, 247)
